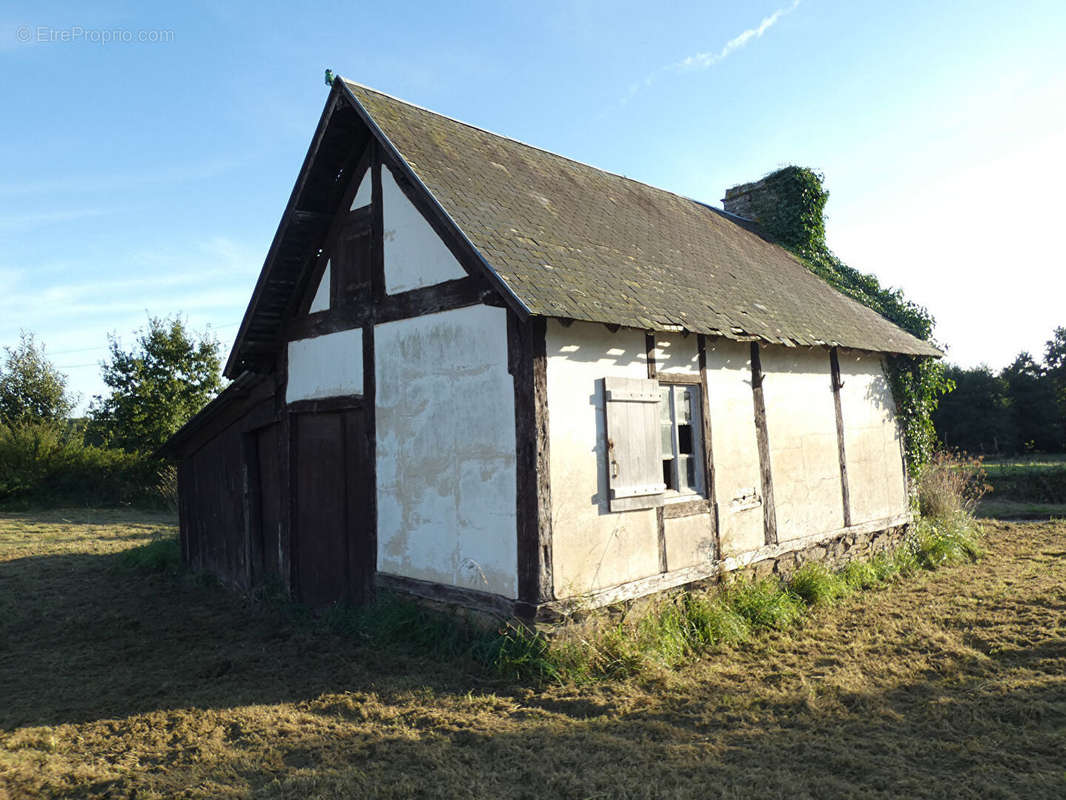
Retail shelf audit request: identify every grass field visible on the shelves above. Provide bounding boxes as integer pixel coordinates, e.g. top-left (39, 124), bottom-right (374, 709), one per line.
top-left (1, 511), bottom-right (1064, 799)
top-left (965, 454), bottom-right (1066, 519)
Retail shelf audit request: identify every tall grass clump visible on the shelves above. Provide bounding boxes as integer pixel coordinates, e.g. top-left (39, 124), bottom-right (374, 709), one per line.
top-left (918, 451), bottom-right (990, 519)
top-left (724, 577), bottom-right (806, 629)
top-left (788, 563), bottom-right (850, 606)
top-left (910, 450), bottom-right (987, 567)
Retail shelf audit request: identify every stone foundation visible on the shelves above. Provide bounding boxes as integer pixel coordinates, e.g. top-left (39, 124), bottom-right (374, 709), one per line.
top-left (377, 519), bottom-right (912, 630)
top-left (726, 523), bottom-right (909, 584)
top-left (535, 519), bottom-right (912, 628)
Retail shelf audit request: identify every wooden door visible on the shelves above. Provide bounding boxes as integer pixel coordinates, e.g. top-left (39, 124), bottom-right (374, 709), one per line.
top-left (292, 408), bottom-right (372, 606)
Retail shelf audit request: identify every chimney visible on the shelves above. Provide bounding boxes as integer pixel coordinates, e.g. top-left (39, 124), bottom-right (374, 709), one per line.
top-left (722, 178), bottom-right (776, 222)
top-left (721, 167), bottom-right (828, 252)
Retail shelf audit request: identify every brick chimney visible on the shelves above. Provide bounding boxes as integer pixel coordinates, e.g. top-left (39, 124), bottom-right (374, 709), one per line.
top-left (722, 178), bottom-right (776, 222)
top-left (721, 167), bottom-right (828, 252)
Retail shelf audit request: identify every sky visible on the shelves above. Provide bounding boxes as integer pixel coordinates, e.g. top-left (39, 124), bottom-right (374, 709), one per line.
top-left (2, 0), bottom-right (1065, 412)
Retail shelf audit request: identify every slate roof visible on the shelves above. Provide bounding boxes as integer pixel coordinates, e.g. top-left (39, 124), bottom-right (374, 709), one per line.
top-left (344, 80), bottom-right (939, 357)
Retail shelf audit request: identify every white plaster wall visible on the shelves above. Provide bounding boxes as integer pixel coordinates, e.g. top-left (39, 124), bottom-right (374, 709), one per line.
top-left (382, 166), bottom-right (466, 294)
top-left (704, 338), bottom-right (766, 556)
top-left (350, 169), bottom-right (371, 209)
top-left (838, 351), bottom-right (909, 522)
top-left (760, 346), bottom-right (845, 540)
top-left (653, 332), bottom-right (700, 377)
top-left (285, 328), bottom-right (363, 403)
top-left (375, 305), bottom-right (518, 598)
top-left (308, 261), bottom-right (330, 313)
top-left (545, 320), bottom-right (661, 598)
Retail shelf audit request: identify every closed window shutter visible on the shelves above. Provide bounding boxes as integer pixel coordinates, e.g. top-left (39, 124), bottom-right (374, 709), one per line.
top-left (604, 376), bottom-right (666, 512)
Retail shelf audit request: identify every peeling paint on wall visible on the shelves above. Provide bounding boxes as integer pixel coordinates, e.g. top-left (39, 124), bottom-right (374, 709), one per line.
top-left (286, 328), bottom-right (363, 403)
top-left (375, 305), bottom-right (518, 598)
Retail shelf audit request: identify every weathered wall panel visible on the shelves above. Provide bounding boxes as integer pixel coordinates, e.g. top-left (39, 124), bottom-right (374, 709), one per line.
top-left (181, 424), bottom-right (247, 586)
top-left (286, 328), bottom-right (364, 403)
top-left (663, 513), bottom-right (715, 571)
top-left (838, 351), bottom-right (909, 522)
top-left (761, 346), bottom-right (845, 541)
top-left (375, 305), bottom-right (518, 598)
top-left (545, 320), bottom-right (660, 598)
top-left (381, 166), bottom-right (467, 294)
top-left (704, 338), bottom-right (766, 556)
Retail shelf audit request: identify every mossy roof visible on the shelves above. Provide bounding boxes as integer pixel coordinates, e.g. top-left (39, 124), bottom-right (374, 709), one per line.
top-left (346, 81), bottom-right (939, 357)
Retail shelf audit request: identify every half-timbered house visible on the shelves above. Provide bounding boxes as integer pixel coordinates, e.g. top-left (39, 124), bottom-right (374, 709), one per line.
top-left (164, 76), bottom-right (940, 619)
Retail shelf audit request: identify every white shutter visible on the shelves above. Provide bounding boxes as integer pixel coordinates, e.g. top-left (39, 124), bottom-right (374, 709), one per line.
top-left (604, 376), bottom-right (666, 512)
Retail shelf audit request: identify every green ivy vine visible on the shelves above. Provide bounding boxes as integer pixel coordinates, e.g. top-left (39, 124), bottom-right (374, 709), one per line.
top-left (746, 166), bottom-right (953, 476)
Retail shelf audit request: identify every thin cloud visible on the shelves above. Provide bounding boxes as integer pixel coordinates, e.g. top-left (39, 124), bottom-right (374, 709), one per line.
top-left (622, 1), bottom-right (800, 105)
top-left (676, 0), bottom-right (800, 71)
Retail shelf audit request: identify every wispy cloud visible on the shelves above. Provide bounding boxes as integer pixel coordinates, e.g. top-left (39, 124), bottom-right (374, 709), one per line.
top-left (622, 1), bottom-right (800, 105)
top-left (676, 1), bottom-right (800, 71)
top-left (0, 208), bottom-right (107, 233)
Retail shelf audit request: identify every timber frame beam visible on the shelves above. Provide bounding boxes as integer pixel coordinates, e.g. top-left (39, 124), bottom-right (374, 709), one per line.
top-left (509, 313), bottom-right (554, 617)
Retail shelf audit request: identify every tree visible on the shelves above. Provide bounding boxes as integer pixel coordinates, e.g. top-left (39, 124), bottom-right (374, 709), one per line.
top-left (0, 331), bottom-right (74, 425)
top-left (1002, 352), bottom-right (1064, 453)
top-left (932, 365), bottom-right (1013, 454)
top-left (86, 316), bottom-right (223, 453)
top-left (1045, 326), bottom-right (1066, 426)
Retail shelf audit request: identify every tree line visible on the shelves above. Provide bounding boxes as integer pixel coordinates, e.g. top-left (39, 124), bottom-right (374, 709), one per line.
top-left (0, 316), bottom-right (222, 508)
top-left (933, 327), bottom-right (1066, 455)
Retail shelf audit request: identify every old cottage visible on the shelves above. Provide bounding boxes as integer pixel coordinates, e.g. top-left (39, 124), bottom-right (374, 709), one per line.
top-left (165, 76), bottom-right (940, 620)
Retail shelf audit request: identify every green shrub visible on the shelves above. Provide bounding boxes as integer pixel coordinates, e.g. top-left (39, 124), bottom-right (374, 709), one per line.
top-left (908, 515), bottom-right (982, 570)
top-left (983, 463), bottom-right (1066, 504)
top-left (0, 421), bottom-right (171, 509)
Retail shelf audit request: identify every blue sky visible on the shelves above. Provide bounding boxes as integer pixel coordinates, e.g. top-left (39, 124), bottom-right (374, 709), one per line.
top-left (2, 0), bottom-right (1064, 411)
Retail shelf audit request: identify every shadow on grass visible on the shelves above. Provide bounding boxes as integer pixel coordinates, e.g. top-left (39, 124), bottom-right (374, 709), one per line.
top-left (0, 548), bottom-right (492, 730)
top-left (65, 641), bottom-right (1061, 799)
top-left (2, 522), bottom-right (1065, 798)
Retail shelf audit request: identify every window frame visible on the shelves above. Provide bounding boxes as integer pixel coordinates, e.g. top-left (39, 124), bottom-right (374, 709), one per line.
top-left (657, 377), bottom-right (707, 503)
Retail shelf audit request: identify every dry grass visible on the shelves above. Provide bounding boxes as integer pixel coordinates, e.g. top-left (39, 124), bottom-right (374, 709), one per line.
top-left (1, 511), bottom-right (1064, 799)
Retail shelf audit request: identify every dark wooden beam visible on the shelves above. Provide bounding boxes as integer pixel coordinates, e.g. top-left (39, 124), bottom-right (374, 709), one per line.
top-left (286, 395), bottom-right (366, 415)
top-left (697, 334), bottom-right (720, 560)
top-left (750, 342), bottom-right (778, 546)
top-left (662, 498), bottom-right (713, 520)
top-left (646, 331), bottom-right (667, 574)
top-left (830, 348), bottom-right (852, 528)
top-left (291, 149), bottom-right (374, 321)
top-left (284, 276), bottom-right (493, 342)
top-left (510, 312), bottom-right (554, 613)
top-left (376, 572), bottom-right (516, 620)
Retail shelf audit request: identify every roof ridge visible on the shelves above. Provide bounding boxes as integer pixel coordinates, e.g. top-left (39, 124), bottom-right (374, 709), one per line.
top-left (340, 77), bottom-right (724, 215)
